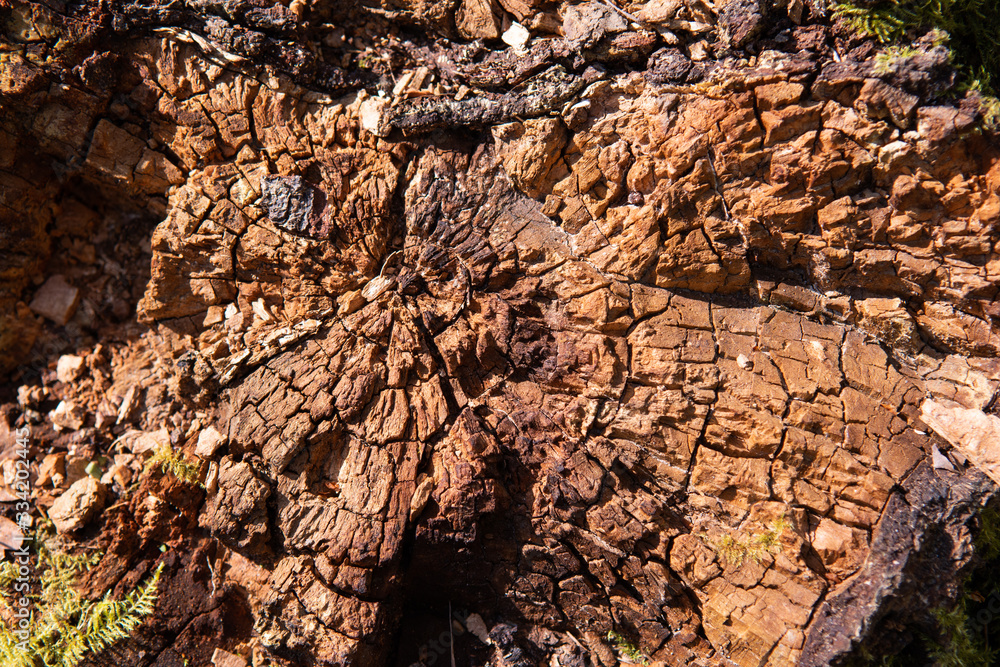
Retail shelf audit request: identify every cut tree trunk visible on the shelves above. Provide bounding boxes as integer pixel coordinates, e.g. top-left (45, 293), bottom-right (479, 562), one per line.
top-left (2, 1), bottom-right (1000, 666)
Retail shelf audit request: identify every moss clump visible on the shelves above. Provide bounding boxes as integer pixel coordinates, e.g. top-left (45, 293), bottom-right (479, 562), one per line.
top-left (833, 0), bottom-right (1000, 99)
top-left (145, 444), bottom-right (202, 486)
top-left (872, 45), bottom-right (923, 74)
top-left (845, 507), bottom-right (1000, 665)
top-left (975, 505), bottom-right (1000, 561)
top-left (929, 602), bottom-right (999, 667)
top-left (708, 515), bottom-right (790, 567)
top-left (607, 630), bottom-right (649, 665)
top-left (845, 646), bottom-right (907, 666)
top-left (971, 84), bottom-right (1000, 129)
top-left (833, 2), bottom-right (910, 42)
top-left (0, 526), bottom-right (164, 666)
top-left (920, 505), bottom-right (1000, 667)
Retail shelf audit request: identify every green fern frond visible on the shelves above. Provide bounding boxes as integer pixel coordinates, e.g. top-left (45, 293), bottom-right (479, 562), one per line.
top-left (930, 601), bottom-right (1000, 667)
top-left (81, 564), bottom-right (164, 655)
top-left (833, 3), bottom-right (909, 42)
top-left (0, 562), bottom-right (20, 604)
top-left (833, 0), bottom-right (1000, 97)
top-left (0, 525), bottom-right (164, 667)
top-left (0, 629), bottom-right (35, 667)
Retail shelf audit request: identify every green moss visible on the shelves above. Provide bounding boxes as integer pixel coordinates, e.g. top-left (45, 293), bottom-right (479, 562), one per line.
top-left (873, 45), bottom-right (924, 74)
top-left (845, 645), bottom-right (907, 667)
top-left (969, 82), bottom-right (1000, 129)
top-left (0, 526), bottom-right (164, 666)
top-left (833, 2), bottom-right (909, 42)
top-left (833, 0), bottom-right (1000, 97)
top-left (929, 602), bottom-right (999, 667)
top-left (918, 505), bottom-right (1000, 666)
top-left (707, 515), bottom-right (790, 567)
top-left (975, 505), bottom-right (1000, 562)
top-left (145, 444), bottom-right (202, 486)
top-left (607, 630), bottom-right (649, 665)
top-left (846, 506), bottom-right (1000, 665)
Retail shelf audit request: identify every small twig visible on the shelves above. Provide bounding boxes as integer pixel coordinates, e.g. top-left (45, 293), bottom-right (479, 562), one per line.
top-left (378, 248), bottom-right (404, 278)
top-left (360, 5), bottom-right (408, 19)
top-left (599, 0), bottom-right (646, 27)
top-left (705, 146), bottom-right (730, 220)
top-left (984, 386), bottom-right (1000, 413)
top-left (206, 554), bottom-right (217, 596)
top-left (486, 405), bottom-right (525, 436)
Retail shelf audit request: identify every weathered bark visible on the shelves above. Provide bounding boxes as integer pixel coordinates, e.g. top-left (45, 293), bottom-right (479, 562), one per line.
top-left (3, 1), bottom-right (1000, 666)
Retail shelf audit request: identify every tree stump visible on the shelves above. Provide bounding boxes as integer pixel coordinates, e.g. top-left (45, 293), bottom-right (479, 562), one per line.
top-left (3, 1), bottom-right (1000, 665)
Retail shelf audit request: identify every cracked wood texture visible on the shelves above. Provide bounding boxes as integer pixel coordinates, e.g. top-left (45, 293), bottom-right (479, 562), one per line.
top-left (3, 0), bottom-right (1000, 666)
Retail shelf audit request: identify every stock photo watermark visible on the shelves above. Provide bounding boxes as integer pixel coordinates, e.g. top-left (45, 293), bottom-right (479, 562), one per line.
top-left (969, 588), bottom-right (1000, 636)
top-left (407, 606), bottom-right (480, 667)
top-left (7, 424), bottom-right (34, 651)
